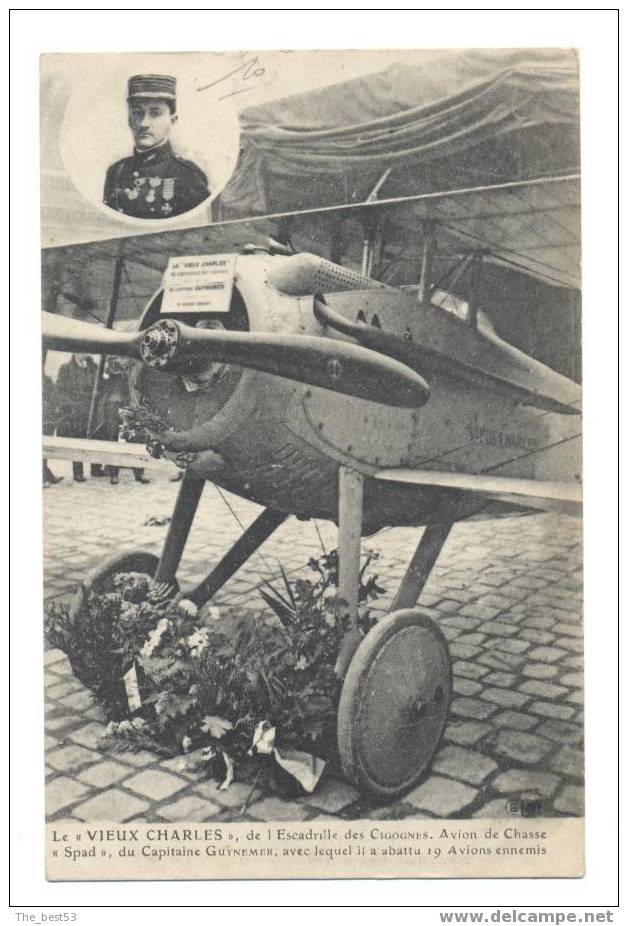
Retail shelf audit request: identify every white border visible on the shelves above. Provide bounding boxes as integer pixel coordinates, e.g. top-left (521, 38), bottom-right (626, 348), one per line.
top-left (9, 8), bottom-right (620, 913)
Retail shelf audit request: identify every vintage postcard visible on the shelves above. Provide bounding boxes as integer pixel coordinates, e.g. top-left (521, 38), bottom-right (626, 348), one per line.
top-left (40, 48), bottom-right (583, 881)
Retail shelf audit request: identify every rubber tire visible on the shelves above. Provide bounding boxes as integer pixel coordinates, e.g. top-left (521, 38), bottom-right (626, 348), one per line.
top-left (69, 549), bottom-right (161, 630)
top-left (337, 608), bottom-right (452, 799)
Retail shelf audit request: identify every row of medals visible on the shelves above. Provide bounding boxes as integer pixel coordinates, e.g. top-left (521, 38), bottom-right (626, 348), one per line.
top-left (124, 175), bottom-right (175, 214)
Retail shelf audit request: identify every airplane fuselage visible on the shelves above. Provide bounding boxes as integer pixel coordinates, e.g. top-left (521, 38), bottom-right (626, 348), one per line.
top-left (133, 253), bottom-right (582, 531)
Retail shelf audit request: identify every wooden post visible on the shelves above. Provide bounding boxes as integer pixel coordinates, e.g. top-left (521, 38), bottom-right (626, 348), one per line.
top-left (361, 237), bottom-right (374, 278)
top-left (360, 210), bottom-right (379, 279)
top-left (418, 224), bottom-right (435, 304)
top-left (467, 251), bottom-right (484, 329)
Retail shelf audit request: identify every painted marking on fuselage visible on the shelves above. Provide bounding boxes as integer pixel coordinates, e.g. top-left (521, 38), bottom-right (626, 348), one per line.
top-left (465, 413), bottom-right (539, 452)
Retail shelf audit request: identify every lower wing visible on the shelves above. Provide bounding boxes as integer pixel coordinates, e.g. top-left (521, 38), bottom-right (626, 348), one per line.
top-left (43, 436), bottom-right (175, 472)
top-left (375, 468), bottom-right (582, 518)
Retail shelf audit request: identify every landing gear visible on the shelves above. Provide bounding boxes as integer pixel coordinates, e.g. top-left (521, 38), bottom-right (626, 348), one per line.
top-left (334, 467), bottom-right (457, 798)
top-left (337, 608), bottom-right (452, 798)
top-left (71, 470), bottom-right (287, 627)
top-left (69, 462), bottom-right (458, 800)
top-left (69, 473), bottom-right (206, 626)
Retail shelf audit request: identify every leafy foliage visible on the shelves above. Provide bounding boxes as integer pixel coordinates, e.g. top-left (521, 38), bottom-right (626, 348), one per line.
top-left (44, 552), bottom-right (384, 787)
top-left (119, 404), bottom-right (171, 459)
top-left (119, 404), bottom-right (195, 469)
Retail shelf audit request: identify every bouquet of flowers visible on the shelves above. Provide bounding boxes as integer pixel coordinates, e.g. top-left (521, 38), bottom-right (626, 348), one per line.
top-left (45, 552), bottom-right (383, 793)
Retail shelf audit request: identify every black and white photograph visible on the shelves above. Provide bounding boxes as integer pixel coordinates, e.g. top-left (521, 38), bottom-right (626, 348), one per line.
top-left (49, 53), bottom-right (240, 231)
top-left (11, 19), bottom-right (614, 898)
top-left (102, 73), bottom-right (211, 220)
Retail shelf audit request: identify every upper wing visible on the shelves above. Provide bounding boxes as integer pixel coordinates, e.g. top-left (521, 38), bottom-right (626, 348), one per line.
top-left (375, 468), bottom-right (582, 518)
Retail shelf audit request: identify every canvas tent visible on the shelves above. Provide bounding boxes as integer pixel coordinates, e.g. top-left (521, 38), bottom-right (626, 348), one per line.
top-left (224, 50), bottom-right (578, 203)
top-left (219, 48), bottom-right (580, 287)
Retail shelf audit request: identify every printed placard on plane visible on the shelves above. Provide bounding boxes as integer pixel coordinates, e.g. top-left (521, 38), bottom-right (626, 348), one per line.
top-left (161, 254), bottom-right (236, 313)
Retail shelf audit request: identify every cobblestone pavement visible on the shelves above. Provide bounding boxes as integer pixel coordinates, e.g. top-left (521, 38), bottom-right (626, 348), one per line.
top-left (43, 462), bottom-right (584, 825)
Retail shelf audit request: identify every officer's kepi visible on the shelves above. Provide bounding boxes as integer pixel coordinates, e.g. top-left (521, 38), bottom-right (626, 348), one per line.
top-left (127, 74), bottom-right (176, 103)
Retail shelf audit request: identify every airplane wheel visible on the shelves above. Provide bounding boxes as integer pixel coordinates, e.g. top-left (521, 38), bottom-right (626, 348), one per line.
top-left (337, 608), bottom-right (452, 799)
top-left (69, 549), bottom-right (163, 629)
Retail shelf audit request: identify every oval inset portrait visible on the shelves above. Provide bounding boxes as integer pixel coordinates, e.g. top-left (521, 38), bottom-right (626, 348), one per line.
top-left (59, 56), bottom-right (240, 226)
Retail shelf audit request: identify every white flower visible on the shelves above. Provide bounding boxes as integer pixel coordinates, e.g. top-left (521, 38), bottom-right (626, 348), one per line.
top-left (120, 603), bottom-right (140, 624)
top-left (177, 599), bottom-right (199, 618)
top-left (140, 617), bottom-right (170, 657)
top-left (118, 720), bottom-right (133, 734)
top-left (131, 717), bottom-right (147, 730)
top-left (295, 655), bottom-right (307, 671)
top-left (182, 735), bottom-right (192, 753)
top-left (187, 627), bottom-right (210, 657)
top-left (200, 715), bottom-right (233, 739)
top-left (105, 721), bottom-right (119, 736)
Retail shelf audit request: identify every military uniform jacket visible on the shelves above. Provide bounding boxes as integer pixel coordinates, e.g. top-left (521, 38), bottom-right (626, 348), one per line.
top-left (103, 142), bottom-right (209, 219)
top-left (56, 358), bottom-right (96, 431)
top-left (42, 374), bottom-right (58, 437)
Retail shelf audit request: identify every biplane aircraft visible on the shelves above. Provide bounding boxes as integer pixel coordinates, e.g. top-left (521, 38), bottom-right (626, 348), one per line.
top-left (41, 49), bottom-right (582, 798)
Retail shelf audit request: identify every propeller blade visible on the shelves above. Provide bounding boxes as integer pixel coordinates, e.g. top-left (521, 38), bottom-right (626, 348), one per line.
top-left (42, 312), bottom-right (142, 358)
top-left (41, 311), bottom-right (429, 408)
top-left (140, 319), bottom-right (430, 408)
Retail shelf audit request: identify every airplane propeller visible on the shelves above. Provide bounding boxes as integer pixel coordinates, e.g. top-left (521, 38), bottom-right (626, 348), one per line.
top-left (42, 311), bottom-right (430, 409)
top-left (42, 312), bottom-right (143, 358)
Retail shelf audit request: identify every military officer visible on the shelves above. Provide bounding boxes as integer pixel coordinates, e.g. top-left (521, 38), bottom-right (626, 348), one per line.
top-left (56, 354), bottom-right (98, 482)
top-left (100, 357), bottom-right (149, 486)
top-left (103, 74), bottom-right (209, 219)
